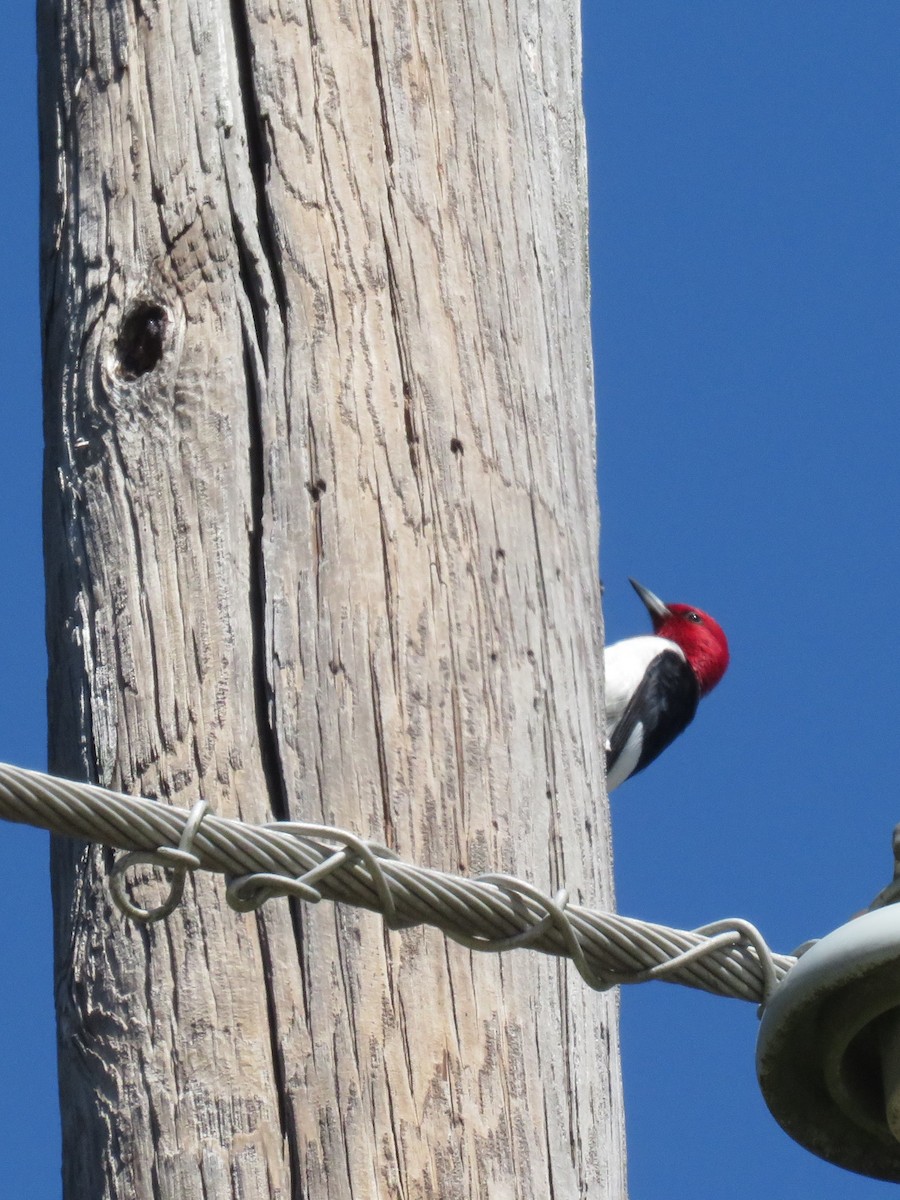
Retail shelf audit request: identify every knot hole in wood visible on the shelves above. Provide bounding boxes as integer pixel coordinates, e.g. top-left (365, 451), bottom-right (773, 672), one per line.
top-left (115, 302), bottom-right (169, 380)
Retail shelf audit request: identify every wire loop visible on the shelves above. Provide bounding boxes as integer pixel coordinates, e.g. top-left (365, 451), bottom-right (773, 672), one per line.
top-left (447, 875), bottom-right (614, 990)
top-left (109, 798), bottom-right (210, 923)
top-left (225, 822), bottom-right (414, 929)
top-left (693, 918), bottom-right (780, 1002)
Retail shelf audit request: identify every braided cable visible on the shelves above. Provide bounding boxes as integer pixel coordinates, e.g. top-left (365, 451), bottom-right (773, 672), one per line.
top-left (0, 761), bottom-right (794, 1003)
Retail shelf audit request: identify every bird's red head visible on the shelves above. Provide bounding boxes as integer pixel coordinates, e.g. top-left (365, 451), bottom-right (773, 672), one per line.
top-left (630, 579), bottom-right (730, 696)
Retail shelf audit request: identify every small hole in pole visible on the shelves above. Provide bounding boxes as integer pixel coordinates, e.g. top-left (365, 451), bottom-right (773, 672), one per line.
top-left (117, 303), bottom-right (168, 379)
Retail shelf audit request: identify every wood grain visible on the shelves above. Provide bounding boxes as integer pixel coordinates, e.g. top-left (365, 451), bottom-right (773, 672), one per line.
top-left (39, 0), bottom-right (626, 1195)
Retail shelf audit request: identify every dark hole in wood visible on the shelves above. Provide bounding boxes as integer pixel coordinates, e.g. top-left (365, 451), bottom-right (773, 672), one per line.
top-left (117, 303), bottom-right (167, 379)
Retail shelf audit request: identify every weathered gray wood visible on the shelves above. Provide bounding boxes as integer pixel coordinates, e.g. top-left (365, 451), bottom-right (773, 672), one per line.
top-left (40, 1), bottom-right (626, 1197)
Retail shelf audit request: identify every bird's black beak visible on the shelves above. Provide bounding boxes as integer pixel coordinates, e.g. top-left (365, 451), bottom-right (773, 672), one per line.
top-left (629, 578), bottom-right (672, 628)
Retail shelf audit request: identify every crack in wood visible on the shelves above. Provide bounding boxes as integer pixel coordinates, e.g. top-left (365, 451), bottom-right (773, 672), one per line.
top-left (238, 323), bottom-right (289, 825)
top-left (228, 0), bottom-right (289, 339)
top-left (368, 4), bottom-right (394, 169)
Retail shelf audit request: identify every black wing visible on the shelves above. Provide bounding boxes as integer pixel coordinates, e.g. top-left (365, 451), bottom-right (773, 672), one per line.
top-left (607, 650), bottom-right (701, 782)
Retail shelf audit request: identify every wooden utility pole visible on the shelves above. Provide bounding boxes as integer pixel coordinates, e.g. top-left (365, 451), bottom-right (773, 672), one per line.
top-left (39, 1), bottom-right (626, 1197)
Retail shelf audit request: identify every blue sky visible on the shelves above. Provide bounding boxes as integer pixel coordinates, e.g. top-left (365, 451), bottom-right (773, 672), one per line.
top-left (588, 3), bottom-right (900, 1196)
top-left (3, 3), bottom-right (900, 1197)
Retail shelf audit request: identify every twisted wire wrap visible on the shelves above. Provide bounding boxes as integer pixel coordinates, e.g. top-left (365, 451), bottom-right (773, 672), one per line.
top-left (109, 798), bottom-right (210, 922)
top-left (0, 761), bottom-right (794, 1004)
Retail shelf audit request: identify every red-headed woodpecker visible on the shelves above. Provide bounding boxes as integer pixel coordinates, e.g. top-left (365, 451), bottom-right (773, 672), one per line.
top-left (604, 578), bottom-right (730, 791)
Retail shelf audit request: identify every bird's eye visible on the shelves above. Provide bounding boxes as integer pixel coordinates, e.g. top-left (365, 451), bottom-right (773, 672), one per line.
top-left (686, 611), bottom-right (703, 623)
